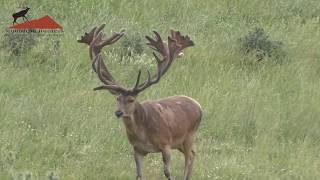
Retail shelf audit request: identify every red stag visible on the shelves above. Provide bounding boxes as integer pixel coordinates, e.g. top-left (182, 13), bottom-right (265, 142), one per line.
top-left (78, 24), bottom-right (202, 180)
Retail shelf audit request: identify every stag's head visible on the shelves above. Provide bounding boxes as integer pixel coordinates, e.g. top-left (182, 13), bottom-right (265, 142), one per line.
top-left (114, 95), bottom-right (137, 118)
top-left (78, 25), bottom-right (194, 118)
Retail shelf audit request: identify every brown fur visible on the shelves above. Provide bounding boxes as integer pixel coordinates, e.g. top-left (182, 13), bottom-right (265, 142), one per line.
top-left (123, 95), bottom-right (202, 154)
top-left (78, 25), bottom-right (200, 180)
top-left (117, 95), bottom-right (202, 180)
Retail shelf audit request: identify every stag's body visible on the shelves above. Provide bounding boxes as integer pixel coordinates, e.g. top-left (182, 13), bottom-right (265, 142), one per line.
top-left (125, 95), bottom-right (202, 153)
top-left (12, 7), bottom-right (30, 25)
top-left (78, 24), bottom-right (201, 180)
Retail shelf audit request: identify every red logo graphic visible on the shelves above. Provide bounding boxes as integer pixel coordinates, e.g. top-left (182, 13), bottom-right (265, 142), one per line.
top-left (10, 15), bottom-right (63, 30)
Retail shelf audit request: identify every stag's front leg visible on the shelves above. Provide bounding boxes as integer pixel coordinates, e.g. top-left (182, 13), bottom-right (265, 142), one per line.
top-left (134, 150), bottom-right (144, 180)
top-left (161, 146), bottom-right (172, 180)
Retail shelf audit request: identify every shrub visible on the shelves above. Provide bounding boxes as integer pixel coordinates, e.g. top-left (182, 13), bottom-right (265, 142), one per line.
top-left (239, 27), bottom-right (284, 62)
top-left (120, 32), bottom-right (144, 57)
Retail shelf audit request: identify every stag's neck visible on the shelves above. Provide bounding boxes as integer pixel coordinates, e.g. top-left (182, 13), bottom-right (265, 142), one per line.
top-left (122, 102), bottom-right (146, 138)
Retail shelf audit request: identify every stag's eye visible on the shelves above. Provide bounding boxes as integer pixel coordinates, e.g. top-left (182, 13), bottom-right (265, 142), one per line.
top-left (116, 97), bottom-right (120, 101)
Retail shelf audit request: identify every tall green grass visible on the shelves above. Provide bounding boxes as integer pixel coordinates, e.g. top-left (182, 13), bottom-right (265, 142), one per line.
top-left (1, 0), bottom-right (320, 179)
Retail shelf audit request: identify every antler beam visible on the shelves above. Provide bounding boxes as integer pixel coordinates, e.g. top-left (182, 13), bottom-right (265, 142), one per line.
top-left (78, 25), bottom-right (194, 95)
top-left (131, 30), bottom-right (194, 94)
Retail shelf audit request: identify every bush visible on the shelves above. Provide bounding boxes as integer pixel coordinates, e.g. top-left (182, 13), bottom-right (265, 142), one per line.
top-left (239, 27), bottom-right (285, 62)
top-left (120, 32), bottom-right (144, 57)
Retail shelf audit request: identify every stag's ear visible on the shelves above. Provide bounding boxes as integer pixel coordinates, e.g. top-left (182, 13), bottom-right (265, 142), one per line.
top-left (93, 86), bottom-right (120, 95)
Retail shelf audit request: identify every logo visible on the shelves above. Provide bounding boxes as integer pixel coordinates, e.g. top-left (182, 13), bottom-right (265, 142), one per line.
top-left (12, 7), bottom-right (30, 25)
top-left (8, 7), bottom-right (63, 34)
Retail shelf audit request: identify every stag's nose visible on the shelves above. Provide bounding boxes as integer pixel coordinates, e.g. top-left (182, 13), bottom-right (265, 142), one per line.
top-left (115, 110), bottom-right (123, 118)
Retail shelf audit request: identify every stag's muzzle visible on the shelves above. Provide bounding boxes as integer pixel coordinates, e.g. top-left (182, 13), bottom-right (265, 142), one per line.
top-left (115, 110), bottom-right (123, 118)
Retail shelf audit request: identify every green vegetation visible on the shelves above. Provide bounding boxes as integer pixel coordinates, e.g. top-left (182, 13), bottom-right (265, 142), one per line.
top-left (1, 0), bottom-right (320, 179)
top-left (239, 27), bottom-right (284, 62)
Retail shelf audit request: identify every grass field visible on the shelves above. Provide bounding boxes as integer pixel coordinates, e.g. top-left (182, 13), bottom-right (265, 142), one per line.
top-left (1, 0), bottom-right (320, 179)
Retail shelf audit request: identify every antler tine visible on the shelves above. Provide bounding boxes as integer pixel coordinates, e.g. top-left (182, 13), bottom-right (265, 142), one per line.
top-left (79, 24), bottom-right (125, 61)
top-left (89, 31), bottom-right (103, 61)
top-left (98, 29), bottom-right (125, 47)
top-left (170, 30), bottom-right (194, 53)
top-left (94, 24), bottom-right (106, 37)
top-left (146, 31), bottom-right (169, 57)
top-left (133, 70), bottom-right (142, 90)
top-left (89, 27), bottom-right (126, 82)
top-left (93, 53), bottom-right (128, 94)
top-left (93, 25), bottom-right (125, 53)
top-left (77, 26), bottom-right (97, 45)
top-left (133, 69), bottom-right (158, 93)
top-left (79, 24), bottom-right (102, 61)
top-left (89, 24), bottom-right (106, 60)
top-left (79, 24), bottom-right (129, 95)
top-left (89, 26), bottom-right (125, 83)
top-left (131, 30), bottom-right (194, 94)
top-left (94, 53), bottom-right (114, 85)
top-left (141, 70), bottom-right (153, 89)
